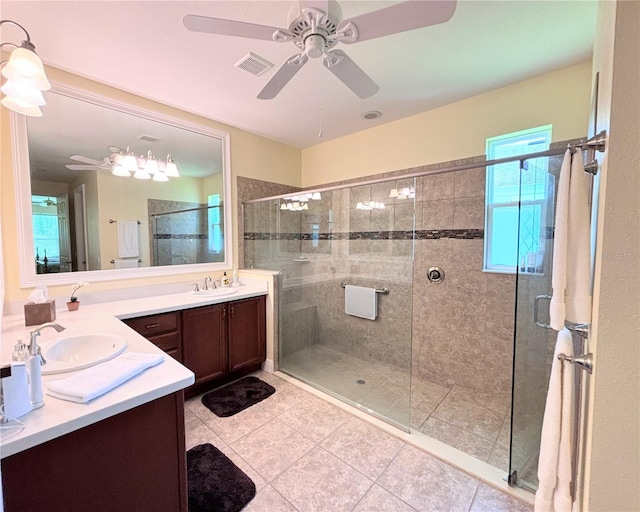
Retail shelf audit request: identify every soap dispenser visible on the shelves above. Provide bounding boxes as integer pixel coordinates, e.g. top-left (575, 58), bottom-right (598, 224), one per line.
top-left (222, 271), bottom-right (230, 287)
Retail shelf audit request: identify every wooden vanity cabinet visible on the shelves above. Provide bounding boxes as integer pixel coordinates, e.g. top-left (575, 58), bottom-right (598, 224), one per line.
top-left (182, 303), bottom-right (227, 389)
top-left (123, 311), bottom-right (181, 361)
top-left (123, 296), bottom-right (266, 398)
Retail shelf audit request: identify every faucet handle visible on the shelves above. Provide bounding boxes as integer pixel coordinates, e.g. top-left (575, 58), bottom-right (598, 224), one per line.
top-left (191, 283), bottom-right (200, 292)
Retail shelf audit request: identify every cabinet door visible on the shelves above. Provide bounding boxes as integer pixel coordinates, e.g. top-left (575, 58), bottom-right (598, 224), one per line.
top-left (228, 296), bottom-right (266, 373)
top-left (182, 304), bottom-right (227, 386)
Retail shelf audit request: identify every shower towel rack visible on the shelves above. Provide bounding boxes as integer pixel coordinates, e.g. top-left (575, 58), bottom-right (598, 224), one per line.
top-left (110, 258), bottom-right (142, 264)
top-left (340, 282), bottom-right (389, 295)
top-left (557, 352), bottom-right (593, 374)
top-left (109, 219), bottom-right (141, 224)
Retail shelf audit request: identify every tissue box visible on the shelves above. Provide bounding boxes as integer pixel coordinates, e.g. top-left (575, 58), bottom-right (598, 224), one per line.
top-left (24, 300), bottom-right (56, 326)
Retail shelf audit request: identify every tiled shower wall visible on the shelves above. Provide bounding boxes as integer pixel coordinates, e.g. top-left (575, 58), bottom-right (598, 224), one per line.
top-left (242, 156), bottom-right (519, 400)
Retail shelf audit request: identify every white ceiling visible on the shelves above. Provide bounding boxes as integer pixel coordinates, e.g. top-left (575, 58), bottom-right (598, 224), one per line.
top-left (2, 1), bottom-right (598, 149)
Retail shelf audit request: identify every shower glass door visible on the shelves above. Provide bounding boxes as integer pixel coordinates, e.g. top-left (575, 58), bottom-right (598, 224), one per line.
top-left (244, 179), bottom-right (416, 429)
top-left (509, 153), bottom-right (561, 490)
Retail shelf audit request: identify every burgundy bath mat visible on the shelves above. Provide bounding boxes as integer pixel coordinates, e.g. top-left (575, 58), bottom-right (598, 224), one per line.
top-left (201, 376), bottom-right (275, 417)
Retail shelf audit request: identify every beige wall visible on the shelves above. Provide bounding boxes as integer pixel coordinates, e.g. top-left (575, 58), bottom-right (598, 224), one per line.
top-left (301, 62), bottom-right (592, 187)
top-left (584, 1), bottom-right (640, 511)
top-left (0, 65), bottom-right (301, 303)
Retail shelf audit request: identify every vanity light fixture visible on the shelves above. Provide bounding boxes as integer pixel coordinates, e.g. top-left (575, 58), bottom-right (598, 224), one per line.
top-left (0, 20), bottom-right (51, 117)
top-left (389, 186), bottom-right (415, 200)
top-left (356, 201), bottom-right (385, 210)
top-left (279, 192), bottom-right (321, 211)
top-left (108, 146), bottom-right (178, 180)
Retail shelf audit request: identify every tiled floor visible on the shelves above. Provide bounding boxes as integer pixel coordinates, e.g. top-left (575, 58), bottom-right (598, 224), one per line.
top-left (185, 370), bottom-right (533, 512)
top-left (280, 345), bottom-right (512, 472)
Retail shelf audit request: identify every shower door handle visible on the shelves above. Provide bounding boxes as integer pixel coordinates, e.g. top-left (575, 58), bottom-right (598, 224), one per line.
top-left (534, 295), bottom-right (552, 329)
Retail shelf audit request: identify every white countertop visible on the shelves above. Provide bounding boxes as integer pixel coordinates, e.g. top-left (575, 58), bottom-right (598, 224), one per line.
top-left (0, 280), bottom-right (268, 458)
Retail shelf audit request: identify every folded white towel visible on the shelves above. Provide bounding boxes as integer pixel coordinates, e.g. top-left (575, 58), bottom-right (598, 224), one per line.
top-left (117, 220), bottom-right (139, 258)
top-left (46, 352), bottom-right (164, 403)
top-left (344, 285), bottom-right (377, 320)
top-left (565, 150), bottom-right (592, 325)
top-left (535, 328), bottom-right (574, 512)
top-left (114, 259), bottom-right (139, 269)
top-left (550, 149), bottom-right (571, 331)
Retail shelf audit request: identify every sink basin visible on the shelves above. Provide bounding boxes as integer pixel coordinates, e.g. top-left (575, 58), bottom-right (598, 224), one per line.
top-left (188, 288), bottom-right (238, 298)
top-left (42, 333), bottom-right (128, 375)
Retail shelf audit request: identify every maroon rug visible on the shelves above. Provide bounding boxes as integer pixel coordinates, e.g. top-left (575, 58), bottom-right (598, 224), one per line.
top-left (201, 376), bottom-right (275, 417)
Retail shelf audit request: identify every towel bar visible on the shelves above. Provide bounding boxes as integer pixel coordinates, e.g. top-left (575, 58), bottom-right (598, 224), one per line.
top-left (109, 219), bottom-right (141, 224)
top-left (558, 352), bottom-right (593, 374)
top-left (110, 259), bottom-right (142, 264)
top-left (340, 282), bottom-right (389, 295)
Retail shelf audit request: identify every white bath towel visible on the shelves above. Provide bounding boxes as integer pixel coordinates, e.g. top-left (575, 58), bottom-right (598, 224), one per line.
top-left (114, 259), bottom-right (139, 269)
top-left (46, 352), bottom-right (164, 403)
top-left (117, 220), bottom-right (139, 258)
top-left (550, 150), bottom-right (592, 330)
top-left (565, 150), bottom-right (592, 325)
top-left (344, 285), bottom-right (377, 320)
top-left (549, 149), bottom-right (571, 330)
top-left (535, 328), bottom-right (575, 512)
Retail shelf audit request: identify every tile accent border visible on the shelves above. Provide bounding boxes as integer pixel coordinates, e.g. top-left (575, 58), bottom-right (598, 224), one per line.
top-left (244, 228), bottom-right (484, 241)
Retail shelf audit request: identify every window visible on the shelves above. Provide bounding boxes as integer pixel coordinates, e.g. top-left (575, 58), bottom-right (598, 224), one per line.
top-left (484, 125), bottom-right (552, 273)
top-left (208, 194), bottom-right (223, 254)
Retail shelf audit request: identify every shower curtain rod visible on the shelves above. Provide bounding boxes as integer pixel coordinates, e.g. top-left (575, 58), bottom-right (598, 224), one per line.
top-left (244, 135), bottom-right (603, 205)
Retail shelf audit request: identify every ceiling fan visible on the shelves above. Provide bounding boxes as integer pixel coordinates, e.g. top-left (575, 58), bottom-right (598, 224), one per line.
top-left (183, 0), bottom-right (457, 99)
top-left (65, 154), bottom-right (112, 171)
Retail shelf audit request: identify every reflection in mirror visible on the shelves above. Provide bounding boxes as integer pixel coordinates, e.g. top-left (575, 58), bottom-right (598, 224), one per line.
top-left (13, 83), bottom-right (232, 285)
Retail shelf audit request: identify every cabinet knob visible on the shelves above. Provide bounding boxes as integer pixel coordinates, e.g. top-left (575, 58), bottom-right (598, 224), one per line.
top-left (230, 306), bottom-right (234, 318)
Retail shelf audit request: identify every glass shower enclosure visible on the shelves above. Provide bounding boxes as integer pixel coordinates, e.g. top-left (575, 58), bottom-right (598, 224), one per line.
top-left (244, 179), bottom-right (417, 429)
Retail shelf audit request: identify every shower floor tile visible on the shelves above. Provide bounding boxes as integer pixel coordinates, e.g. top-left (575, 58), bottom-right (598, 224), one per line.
top-left (185, 370), bottom-right (532, 511)
top-left (280, 343), bottom-right (511, 472)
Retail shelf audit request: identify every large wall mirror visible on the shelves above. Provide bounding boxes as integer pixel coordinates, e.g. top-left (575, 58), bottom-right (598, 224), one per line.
top-left (12, 82), bottom-right (232, 286)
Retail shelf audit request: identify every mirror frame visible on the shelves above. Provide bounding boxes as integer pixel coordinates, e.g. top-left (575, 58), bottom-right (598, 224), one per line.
top-left (11, 81), bottom-right (233, 287)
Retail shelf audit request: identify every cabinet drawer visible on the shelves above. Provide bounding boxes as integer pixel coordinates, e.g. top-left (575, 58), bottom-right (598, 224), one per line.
top-left (148, 332), bottom-right (180, 353)
top-left (124, 312), bottom-right (179, 337)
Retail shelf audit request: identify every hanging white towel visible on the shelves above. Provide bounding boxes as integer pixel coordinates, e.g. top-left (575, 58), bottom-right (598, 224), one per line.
top-left (535, 328), bottom-right (575, 512)
top-left (114, 259), bottom-right (139, 269)
top-left (117, 220), bottom-right (139, 258)
top-left (46, 352), bottom-right (164, 403)
top-left (565, 150), bottom-right (592, 325)
top-left (550, 150), bottom-right (592, 330)
top-left (344, 285), bottom-right (377, 320)
top-left (549, 149), bottom-right (571, 330)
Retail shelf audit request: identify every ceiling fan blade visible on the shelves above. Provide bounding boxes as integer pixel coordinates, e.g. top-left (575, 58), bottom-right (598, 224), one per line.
top-left (69, 154), bottom-right (104, 165)
top-left (323, 50), bottom-right (379, 99)
top-left (65, 164), bottom-right (99, 171)
top-left (258, 53), bottom-right (309, 100)
top-left (338, 0), bottom-right (457, 44)
top-left (183, 14), bottom-right (284, 41)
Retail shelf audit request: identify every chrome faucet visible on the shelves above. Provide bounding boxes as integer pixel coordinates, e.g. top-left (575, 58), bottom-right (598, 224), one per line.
top-left (204, 275), bottom-right (214, 290)
top-left (29, 322), bottom-right (66, 365)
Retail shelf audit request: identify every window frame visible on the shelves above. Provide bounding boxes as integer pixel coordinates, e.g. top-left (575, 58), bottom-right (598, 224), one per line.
top-left (483, 125), bottom-right (552, 274)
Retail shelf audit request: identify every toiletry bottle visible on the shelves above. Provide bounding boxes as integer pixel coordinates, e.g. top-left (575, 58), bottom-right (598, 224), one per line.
top-left (12, 341), bottom-right (29, 362)
top-left (222, 272), bottom-right (230, 287)
top-left (27, 352), bottom-right (44, 409)
top-left (232, 269), bottom-right (238, 286)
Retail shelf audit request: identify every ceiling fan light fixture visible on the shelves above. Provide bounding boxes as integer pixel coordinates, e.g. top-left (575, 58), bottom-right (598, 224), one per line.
top-left (123, 147), bottom-right (138, 172)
